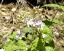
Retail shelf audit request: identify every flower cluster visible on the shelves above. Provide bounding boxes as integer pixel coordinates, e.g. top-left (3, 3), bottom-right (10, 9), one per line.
top-left (23, 18), bottom-right (45, 28)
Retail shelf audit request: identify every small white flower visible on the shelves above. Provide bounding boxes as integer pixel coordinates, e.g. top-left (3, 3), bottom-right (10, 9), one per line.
top-left (0, 48), bottom-right (4, 51)
top-left (42, 34), bottom-right (47, 38)
top-left (26, 19), bottom-right (34, 27)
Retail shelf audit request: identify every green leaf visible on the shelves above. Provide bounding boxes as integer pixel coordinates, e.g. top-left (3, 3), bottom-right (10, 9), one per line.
top-left (3, 40), bottom-right (14, 51)
top-left (40, 25), bottom-right (53, 44)
top-left (28, 38), bottom-right (45, 51)
top-left (43, 4), bottom-right (64, 11)
top-left (43, 4), bottom-right (60, 8)
top-left (16, 40), bottom-right (27, 51)
top-left (43, 34), bottom-right (52, 43)
top-left (41, 25), bottom-right (52, 37)
top-left (9, 32), bottom-right (17, 40)
top-left (45, 46), bottom-right (54, 51)
top-left (4, 40), bottom-right (26, 51)
top-left (43, 20), bottom-right (54, 26)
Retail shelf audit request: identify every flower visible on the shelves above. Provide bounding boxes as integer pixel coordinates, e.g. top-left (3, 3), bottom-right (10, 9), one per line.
top-left (33, 19), bottom-right (43, 28)
top-left (23, 18), bottom-right (45, 28)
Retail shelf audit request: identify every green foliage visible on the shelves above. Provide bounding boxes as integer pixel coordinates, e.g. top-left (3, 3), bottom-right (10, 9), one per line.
top-left (4, 40), bottom-right (26, 51)
top-left (28, 37), bottom-right (54, 51)
top-left (3, 32), bottom-right (27, 51)
top-left (40, 24), bottom-right (52, 37)
top-left (41, 26), bottom-right (52, 35)
top-left (45, 46), bottom-right (54, 51)
top-left (43, 20), bottom-right (54, 26)
top-left (27, 24), bottom-right (54, 51)
top-left (28, 38), bottom-right (45, 51)
top-left (40, 25), bottom-right (53, 45)
top-left (58, 13), bottom-right (64, 23)
top-left (3, 22), bottom-right (54, 51)
top-left (43, 4), bottom-right (64, 11)
top-left (9, 32), bottom-right (17, 40)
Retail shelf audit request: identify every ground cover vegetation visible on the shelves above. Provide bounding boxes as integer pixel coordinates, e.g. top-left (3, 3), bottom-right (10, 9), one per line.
top-left (0, 0), bottom-right (64, 51)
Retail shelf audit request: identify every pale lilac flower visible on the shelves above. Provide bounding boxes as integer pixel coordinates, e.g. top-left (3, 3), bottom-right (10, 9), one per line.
top-left (32, 19), bottom-right (45, 29)
top-left (23, 18), bottom-right (45, 28)
top-left (33, 19), bottom-right (43, 28)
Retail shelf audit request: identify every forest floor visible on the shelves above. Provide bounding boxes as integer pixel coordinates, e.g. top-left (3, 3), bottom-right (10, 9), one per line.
top-left (0, 3), bottom-right (64, 51)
